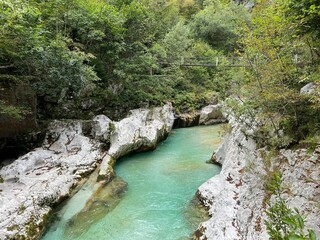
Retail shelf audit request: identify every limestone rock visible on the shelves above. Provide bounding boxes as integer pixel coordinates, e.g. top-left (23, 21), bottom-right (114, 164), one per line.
top-left (0, 104), bottom-right (176, 239)
top-left (174, 112), bottom-right (200, 128)
top-left (174, 104), bottom-right (226, 128)
top-left (300, 82), bottom-right (315, 94)
top-left (197, 117), bottom-right (320, 240)
top-left (91, 115), bottom-right (112, 141)
top-left (197, 122), bottom-right (267, 240)
top-left (108, 103), bottom-right (174, 159)
top-left (97, 154), bottom-right (115, 182)
top-left (199, 104), bottom-right (226, 125)
top-left (0, 120), bottom-right (101, 239)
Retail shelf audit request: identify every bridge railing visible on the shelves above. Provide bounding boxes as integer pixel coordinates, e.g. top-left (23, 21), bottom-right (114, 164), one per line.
top-left (158, 56), bottom-right (249, 67)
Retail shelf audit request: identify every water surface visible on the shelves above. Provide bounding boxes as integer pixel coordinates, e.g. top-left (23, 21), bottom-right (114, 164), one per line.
top-left (42, 125), bottom-right (222, 240)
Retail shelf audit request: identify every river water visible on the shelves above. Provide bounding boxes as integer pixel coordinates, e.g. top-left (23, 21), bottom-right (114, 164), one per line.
top-left (41, 125), bottom-right (222, 240)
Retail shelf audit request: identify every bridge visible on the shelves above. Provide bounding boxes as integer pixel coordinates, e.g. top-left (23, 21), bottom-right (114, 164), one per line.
top-left (158, 56), bottom-right (249, 68)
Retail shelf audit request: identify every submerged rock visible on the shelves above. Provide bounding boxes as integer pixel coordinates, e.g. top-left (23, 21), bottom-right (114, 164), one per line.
top-left (64, 177), bottom-right (127, 238)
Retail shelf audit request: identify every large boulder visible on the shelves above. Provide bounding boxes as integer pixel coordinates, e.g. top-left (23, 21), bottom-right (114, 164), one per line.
top-left (174, 104), bottom-right (226, 128)
top-left (174, 112), bottom-right (200, 128)
top-left (199, 104), bottom-right (226, 125)
top-left (108, 103), bottom-right (174, 159)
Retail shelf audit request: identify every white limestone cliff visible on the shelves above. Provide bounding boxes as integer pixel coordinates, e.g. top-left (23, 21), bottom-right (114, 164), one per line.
top-left (196, 118), bottom-right (320, 239)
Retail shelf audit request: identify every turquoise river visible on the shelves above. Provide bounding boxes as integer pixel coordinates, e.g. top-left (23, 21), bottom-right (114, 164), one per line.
top-left (41, 125), bottom-right (222, 240)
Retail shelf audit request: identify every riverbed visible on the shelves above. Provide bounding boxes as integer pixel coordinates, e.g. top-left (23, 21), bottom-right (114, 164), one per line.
top-left (41, 125), bottom-right (222, 240)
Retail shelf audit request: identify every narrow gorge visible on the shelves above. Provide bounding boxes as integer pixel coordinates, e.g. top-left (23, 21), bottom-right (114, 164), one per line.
top-left (0, 103), bottom-right (227, 239)
top-left (1, 0), bottom-right (320, 239)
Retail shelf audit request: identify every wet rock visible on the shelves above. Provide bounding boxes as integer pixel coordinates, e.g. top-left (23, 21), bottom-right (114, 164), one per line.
top-left (97, 154), bottom-right (115, 182)
top-left (64, 177), bottom-right (127, 238)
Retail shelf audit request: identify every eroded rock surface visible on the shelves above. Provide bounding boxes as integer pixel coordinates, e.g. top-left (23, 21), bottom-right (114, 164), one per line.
top-left (109, 104), bottom-right (174, 158)
top-left (91, 115), bottom-right (112, 141)
top-left (0, 120), bottom-right (102, 239)
top-left (0, 104), bottom-right (175, 239)
top-left (196, 119), bottom-right (320, 239)
top-left (199, 104), bottom-right (226, 125)
top-left (98, 103), bottom-right (175, 180)
top-left (64, 176), bottom-right (127, 238)
top-left (174, 112), bottom-right (200, 128)
top-left (174, 104), bottom-right (226, 128)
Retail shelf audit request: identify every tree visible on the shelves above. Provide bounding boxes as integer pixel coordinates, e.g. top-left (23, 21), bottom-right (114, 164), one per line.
top-left (265, 172), bottom-right (316, 240)
top-left (228, 0), bottom-right (320, 147)
top-left (190, 0), bottom-right (250, 53)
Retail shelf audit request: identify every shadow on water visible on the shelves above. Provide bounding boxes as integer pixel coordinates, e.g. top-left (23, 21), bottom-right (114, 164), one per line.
top-left (63, 176), bottom-right (128, 238)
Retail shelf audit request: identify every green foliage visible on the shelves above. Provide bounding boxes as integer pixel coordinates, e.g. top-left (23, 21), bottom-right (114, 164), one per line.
top-left (0, 101), bottom-right (27, 120)
top-left (265, 172), bottom-right (316, 240)
top-left (162, 21), bottom-right (193, 61)
top-left (285, 0), bottom-right (320, 39)
top-left (190, 0), bottom-right (250, 53)
top-left (0, 0), bottom-right (43, 72)
top-left (228, 0), bottom-right (320, 147)
top-left (32, 37), bottom-right (99, 102)
top-left (0, 0), bottom-right (250, 119)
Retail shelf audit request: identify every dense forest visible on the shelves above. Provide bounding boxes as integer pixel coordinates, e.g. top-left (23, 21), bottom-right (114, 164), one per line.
top-left (1, 0), bottom-right (320, 239)
top-left (0, 0), bottom-right (319, 145)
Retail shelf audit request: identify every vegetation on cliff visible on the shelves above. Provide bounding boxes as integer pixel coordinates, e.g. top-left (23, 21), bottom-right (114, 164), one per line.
top-left (227, 0), bottom-right (320, 148)
top-left (1, 0), bottom-right (319, 238)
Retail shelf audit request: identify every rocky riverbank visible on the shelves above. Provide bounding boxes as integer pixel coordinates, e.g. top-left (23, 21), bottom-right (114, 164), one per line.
top-left (174, 104), bottom-right (226, 128)
top-left (0, 104), bottom-right (175, 239)
top-left (0, 102), bottom-right (225, 239)
top-left (195, 117), bottom-right (320, 239)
